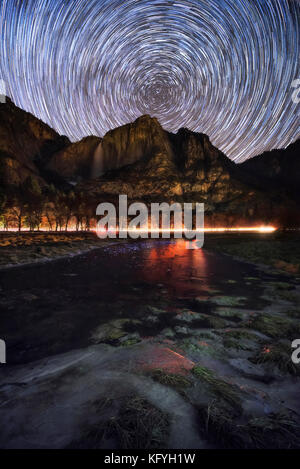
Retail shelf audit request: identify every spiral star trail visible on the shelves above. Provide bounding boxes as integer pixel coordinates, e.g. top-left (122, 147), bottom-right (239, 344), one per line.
top-left (0, 0), bottom-right (299, 161)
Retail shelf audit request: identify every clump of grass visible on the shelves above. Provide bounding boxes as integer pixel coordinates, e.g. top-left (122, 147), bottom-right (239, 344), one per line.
top-left (275, 290), bottom-right (299, 303)
top-left (197, 403), bottom-right (300, 449)
top-left (197, 314), bottom-right (228, 329)
top-left (213, 308), bottom-right (247, 321)
top-left (106, 329), bottom-right (127, 341)
top-left (196, 332), bottom-right (216, 340)
top-left (108, 396), bottom-right (169, 449)
top-left (267, 281), bottom-right (294, 290)
top-left (286, 309), bottom-right (300, 319)
top-left (181, 339), bottom-right (221, 359)
top-left (67, 396), bottom-right (169, 449)
top-left (215, 329), bottom-right (258, 350)
top-left (197, 401), bottom-right (244, 448)
top-left (222, 329), bottom-right (256, 341)
top-left (213, 296), bottom-right (247, 307)
top-left (121, 338), bottom-right (141, 347)
top-left (223, 337), bottom-right (252, 351)
top-left (250, 343), bottom-right (299, 375)
top-left (149, 368), bottom-right (192, 392)
top-left (92, 397), bottom-right (114, 412)
top-left (248, 313), bottom-right (300, 340)
top-left (244, 412), bottom-right (300, 449)
top-left (192, 365), bottom-right (241, 409)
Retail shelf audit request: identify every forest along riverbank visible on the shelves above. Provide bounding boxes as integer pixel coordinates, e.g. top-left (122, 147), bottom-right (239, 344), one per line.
top-left (0, 238), bottom-right (300, 448)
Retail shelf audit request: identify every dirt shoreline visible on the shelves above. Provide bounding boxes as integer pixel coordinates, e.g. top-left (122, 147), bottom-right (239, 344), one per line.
top-left (0, 232), bottom-right (127, 270)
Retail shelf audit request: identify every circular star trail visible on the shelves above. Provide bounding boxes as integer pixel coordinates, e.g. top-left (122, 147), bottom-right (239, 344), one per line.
top-left (0, 0), bottom-right (299, 161)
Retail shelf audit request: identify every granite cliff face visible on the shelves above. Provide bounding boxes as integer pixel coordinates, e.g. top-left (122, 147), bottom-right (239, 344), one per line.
top-left (99, 115), bottom-right (174, 172)
top-left (46, 115), bottom-right (174, 180)
top-left (79, 118), bottom-right (298, 225)
top-left (82, 122), bottom-right (236, 200)
top-left (46, 136), bottom-right (102, 180)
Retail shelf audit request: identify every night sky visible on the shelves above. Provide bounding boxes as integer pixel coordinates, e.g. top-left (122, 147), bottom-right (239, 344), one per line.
top-left (0, 0), bottom-right (299, 161)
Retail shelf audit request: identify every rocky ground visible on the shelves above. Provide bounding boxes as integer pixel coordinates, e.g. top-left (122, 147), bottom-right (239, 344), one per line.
top-left (0, 234), bottom-right (300, 449)
top-left (0, 232), bottom-right (109, 268)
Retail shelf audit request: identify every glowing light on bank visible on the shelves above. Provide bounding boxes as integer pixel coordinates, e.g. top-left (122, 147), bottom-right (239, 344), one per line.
top-left (0, 226), bottom-right (277, 233)
top-left (96, 226), bottom-right (277, 235)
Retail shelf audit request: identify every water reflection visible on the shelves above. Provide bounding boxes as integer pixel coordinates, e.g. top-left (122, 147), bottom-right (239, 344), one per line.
top-left (141, 240), bottom-right (210, 296)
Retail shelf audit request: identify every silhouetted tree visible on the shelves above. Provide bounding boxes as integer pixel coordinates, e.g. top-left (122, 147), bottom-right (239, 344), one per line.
top-left (23, 176), bottom-right (43, 231)
top-left (0, 155), bottom-right (7, 222)
top-left (44, 184), bottom-right (57, 230)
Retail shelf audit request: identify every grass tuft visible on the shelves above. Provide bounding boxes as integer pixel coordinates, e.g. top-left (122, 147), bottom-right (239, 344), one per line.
top-left (197, 403), bottom-right (300, 449)
top-left (148, 368), bottom-right (192, 392)
top-left (192, 365), bottom-right (241, 409)
top-left (250, 343), bottom-right (300, 375)
top-left (67, 396), bottom-right (169, 449)
top-left (247, 313), bottom-right (300, 340)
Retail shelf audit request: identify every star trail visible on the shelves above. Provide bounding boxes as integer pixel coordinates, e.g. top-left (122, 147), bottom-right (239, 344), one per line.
top-left (0, 0), bottom-right (299, 161)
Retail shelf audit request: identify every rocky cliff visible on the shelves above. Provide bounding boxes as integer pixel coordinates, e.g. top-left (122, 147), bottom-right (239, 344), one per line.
top-left (79, 118), bottom-right (298, 226)
top-left (47, 115), bottom-right (175, 181)
top-left (46, 136), bottom-right (102, 180)
top-left (0, 97), bottom-right (299, 226)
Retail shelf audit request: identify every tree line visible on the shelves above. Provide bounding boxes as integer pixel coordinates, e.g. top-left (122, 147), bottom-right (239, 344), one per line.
top-left (0, 176), bottom-right (97, 231)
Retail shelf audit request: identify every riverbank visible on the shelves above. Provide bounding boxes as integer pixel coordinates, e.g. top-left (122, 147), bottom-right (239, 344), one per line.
top-left (0, 232), bottom-right (110, 269)
top-left (0, 231), bottom-right (299, 276)
top-left (204, 231), bottom-right (300, 276)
